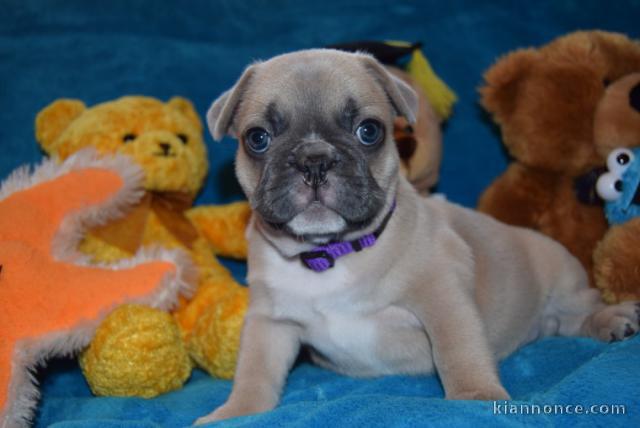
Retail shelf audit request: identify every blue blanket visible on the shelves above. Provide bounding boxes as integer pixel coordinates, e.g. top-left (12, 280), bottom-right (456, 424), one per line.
top-left (1, 0), bottom-right (639, 426)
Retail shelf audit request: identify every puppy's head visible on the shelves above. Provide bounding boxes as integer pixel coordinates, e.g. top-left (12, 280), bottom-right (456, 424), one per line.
top-left (208, 49), bottom-right (418, 243)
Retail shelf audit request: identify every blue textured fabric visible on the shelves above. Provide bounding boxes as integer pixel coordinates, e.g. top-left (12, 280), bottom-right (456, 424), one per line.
top-left (2, 0), bottom-right (640, 426)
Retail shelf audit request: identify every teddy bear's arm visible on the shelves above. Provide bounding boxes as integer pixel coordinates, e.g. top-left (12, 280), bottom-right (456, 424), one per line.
top-left (478, 163), bottom-right (556, 229)
top-left (593, 218), bottom-right (640, 304)
top-left (480, 164), bottom-right (609, 286)
top-left (186, 201), bottom-right (251, 260)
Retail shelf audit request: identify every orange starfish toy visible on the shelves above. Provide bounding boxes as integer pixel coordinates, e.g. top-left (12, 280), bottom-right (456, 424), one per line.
top-left (0, 150), bottom-right (194, 428)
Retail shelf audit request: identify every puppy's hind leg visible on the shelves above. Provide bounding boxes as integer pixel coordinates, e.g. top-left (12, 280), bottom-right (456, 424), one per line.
top-left (539, 266), bottom-right (640, 342)
top-left (539, 281), bottom-right (602, 338)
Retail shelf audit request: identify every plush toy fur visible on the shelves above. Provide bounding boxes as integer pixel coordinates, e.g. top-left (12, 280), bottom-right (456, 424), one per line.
top-left (592, 73), bottom-right (640, 303)
top-left (34, 96), bottom-right (251, 396)
top-left (478, 31), bottom-right (640, 294)
top-left (386, 44), bottom-right (456, 194)
top-left (0, 150), bottom-right (194, 427)
top-left (389, 66), bottom-right (446, 194)
top-left (79, 303), bottom-right (192, 398)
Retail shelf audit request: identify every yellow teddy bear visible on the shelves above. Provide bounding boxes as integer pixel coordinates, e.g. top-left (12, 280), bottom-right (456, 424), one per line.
top-left (35, 96), bottom-right (250, 396)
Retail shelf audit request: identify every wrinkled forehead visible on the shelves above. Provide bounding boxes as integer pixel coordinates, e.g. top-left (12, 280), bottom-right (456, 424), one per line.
top-left (239, 52), bottom-right (392, 129)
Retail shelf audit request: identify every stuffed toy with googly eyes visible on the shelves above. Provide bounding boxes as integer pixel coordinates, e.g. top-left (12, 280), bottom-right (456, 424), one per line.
top-left (597, 147), bottom-right (640, 225)
top-left (593, 147), bottom-right (640, 303)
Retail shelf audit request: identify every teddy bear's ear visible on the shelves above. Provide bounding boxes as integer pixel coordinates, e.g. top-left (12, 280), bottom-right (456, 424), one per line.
top-left (168, 97), bottom-right (203, 131)
top-left (35, 99), bottom-right (86, 154)
top-left (480, 49), bottom-right (539, 123)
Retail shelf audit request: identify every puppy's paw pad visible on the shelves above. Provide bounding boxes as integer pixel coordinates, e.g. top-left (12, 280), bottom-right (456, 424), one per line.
top-left (606, 320), bottom-right (638, 342)
top-left (591, 301), bottom-right (640, 342)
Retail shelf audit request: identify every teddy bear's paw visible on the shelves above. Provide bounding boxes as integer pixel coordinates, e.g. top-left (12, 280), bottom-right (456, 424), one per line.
top-left (586, 301), bottom-right (640, 342)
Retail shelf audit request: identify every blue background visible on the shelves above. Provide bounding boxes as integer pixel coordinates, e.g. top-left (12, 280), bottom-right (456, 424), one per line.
top-left (2, 1), bottom-right (640, 427)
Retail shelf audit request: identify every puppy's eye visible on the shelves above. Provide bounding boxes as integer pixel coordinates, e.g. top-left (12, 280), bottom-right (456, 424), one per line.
top-left (355, 120), bottom-right (384, 146)
top-left (122, 133), bottom-right (137, 143)
top-left (177, 133), bottom-right (189, 144)
top-left (244, 127), bottom-right (272, 154)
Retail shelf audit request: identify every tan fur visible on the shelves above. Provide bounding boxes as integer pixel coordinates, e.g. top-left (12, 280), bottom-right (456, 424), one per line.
top-left (195, 49), bottom-right (639, 424)
top-left (594, 219), bottom-right (640, 303)
top-left (594, 73), bottom-right (640, 156)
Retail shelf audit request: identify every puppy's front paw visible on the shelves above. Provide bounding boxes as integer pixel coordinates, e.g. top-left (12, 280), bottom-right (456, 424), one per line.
top-left (194, 404), bottom-right (234, 426)
top-left (194, 413), bottom-right (218, 426)
top-left (194, 400), bottom-right (273, 425)
top-left (587, 301), bottom-right (640, 342)
top-left (448, 384), bottom-right (511, 401)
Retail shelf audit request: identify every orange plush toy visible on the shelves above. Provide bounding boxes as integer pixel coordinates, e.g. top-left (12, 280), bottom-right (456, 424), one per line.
top-left (34, 96), bottom-right (250, 397)
top-left (0, 150), bottom-right (195, 427)
top-left (478, 31), bottom-right (640, 286)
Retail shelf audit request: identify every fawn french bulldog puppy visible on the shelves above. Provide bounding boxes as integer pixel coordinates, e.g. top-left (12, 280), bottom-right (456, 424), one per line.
top-left (196, 49), bottom-right (639, 424)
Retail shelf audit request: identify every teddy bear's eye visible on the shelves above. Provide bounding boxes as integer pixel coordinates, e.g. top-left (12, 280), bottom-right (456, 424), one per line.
top-left (603, 78), bottom-right (612, 87)
top-left (177, 133), bottom-right (189, 144)
top-left (122, 133), bottom-right (137, 142)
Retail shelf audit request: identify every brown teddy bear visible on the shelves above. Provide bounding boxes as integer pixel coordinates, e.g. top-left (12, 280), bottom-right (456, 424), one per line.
top-left (478, 31), bottom-right (640, 289)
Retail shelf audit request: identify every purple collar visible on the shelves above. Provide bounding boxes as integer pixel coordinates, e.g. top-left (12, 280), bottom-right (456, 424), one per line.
top-left (299, 201), bottom-right (396, 272)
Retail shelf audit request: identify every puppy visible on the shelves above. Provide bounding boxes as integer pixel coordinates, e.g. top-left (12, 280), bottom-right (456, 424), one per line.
top-left (196, 49), bottom-right (639, 424)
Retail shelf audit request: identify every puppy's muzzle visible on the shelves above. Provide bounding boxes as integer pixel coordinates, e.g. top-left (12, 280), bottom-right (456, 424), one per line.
top-left (290, 142), bottom-right (338, 188)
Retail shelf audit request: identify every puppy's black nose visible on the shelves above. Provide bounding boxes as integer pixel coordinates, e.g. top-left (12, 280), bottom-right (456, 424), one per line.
top-left (301, 156), bottom-right (333, 187)
top-left (630, 81), bottom-right (640, 113)
top-left (291, 143), bottom-right (337, 188)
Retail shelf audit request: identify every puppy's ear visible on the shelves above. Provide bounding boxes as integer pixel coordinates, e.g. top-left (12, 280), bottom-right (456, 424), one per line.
top-left (207, 64), bottom-right (258, 141)
top-left (360, 55), bottom-right (419, 124)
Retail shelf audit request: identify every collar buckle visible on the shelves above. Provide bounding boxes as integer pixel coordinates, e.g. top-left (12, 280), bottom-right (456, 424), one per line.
top-left (300, 250), bottom-right (335, 272)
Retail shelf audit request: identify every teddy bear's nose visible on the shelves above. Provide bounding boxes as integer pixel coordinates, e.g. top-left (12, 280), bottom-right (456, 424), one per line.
top-left (630, 81), bottom-right (640, 113)
top-left (159, 142), bottom-right (172, 155)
